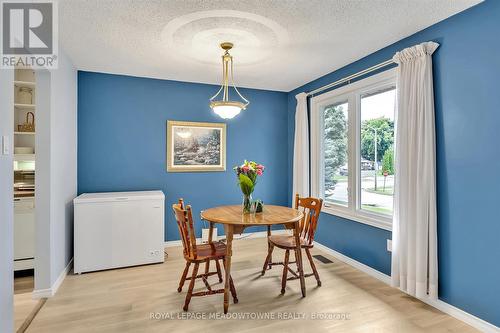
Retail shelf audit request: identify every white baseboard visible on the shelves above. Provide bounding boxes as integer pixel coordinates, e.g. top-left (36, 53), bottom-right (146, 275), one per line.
top-left (164, 229), bottom-right (288, 248)
top-left (164, 239), bottom-right (183, 248)
top-left (314, 242), bottom-right (391, 285)
top-left (32, 258), bottom-right (73, 299)
top-left (423, 298), bottom-right (499, 333)
top-left (314, 241), bottom-right (499, 333)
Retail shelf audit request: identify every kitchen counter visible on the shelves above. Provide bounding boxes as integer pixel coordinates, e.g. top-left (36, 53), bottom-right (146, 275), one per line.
top-left (14, 190), bottom-right (35, 198)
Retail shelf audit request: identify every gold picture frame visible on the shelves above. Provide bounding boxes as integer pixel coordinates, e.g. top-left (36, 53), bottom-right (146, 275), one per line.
top-left (166, 120), bottom-right (226, 172)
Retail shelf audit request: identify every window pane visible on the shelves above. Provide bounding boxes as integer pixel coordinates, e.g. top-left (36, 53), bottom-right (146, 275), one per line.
top-left (360, 87), bottom-right (395, 216)
top-left (323, 101), bottom-right (348, 206)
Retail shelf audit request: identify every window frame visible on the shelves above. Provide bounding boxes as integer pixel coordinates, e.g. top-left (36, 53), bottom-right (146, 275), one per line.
top-left (310, 69), bottom-right (396, 231)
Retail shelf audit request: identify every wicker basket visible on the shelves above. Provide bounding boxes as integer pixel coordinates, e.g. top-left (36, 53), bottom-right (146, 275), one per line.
top-left (18, 112), bottom-right (35, 132)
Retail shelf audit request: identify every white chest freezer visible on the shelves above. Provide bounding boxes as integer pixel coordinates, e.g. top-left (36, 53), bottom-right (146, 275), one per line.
top-left (74, 190), bottom-right (165, 274)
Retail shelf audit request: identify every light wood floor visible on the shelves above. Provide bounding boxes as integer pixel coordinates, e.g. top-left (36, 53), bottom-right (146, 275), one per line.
top-left (26, 237), bottom-right (477, 333)
top-left (14, 292), bottom-right (41, 332)
top-left (14, 274), bottom-right (34, 295)
top-left (14, 272), bottom-right (40, 332)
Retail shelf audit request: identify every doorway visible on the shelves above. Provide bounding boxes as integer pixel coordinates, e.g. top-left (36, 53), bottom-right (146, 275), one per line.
top-left (12, 68), bottom-right (43, 332)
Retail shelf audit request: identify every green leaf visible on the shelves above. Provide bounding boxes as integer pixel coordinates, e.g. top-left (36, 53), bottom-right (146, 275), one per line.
top-left (238, 173), bottom-right (254, 195)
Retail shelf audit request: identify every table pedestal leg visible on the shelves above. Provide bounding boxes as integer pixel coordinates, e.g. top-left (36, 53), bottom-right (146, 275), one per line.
top-left (294, 223), bottom-right (306, 297)
top-left (208, 222), bottom-right (214, 243)
top-left (223, 224), bottom-right (234, 314)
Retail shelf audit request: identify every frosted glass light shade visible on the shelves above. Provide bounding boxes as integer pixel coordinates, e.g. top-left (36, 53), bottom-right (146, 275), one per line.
top-left (212, 105), bottom-right (241, 119)
top-left (210, 101), bottom-right (246, 119)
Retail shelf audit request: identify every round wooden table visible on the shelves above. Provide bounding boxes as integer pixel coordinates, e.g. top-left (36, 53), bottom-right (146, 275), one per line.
top-left (200, 205), bottom-right (305, 313)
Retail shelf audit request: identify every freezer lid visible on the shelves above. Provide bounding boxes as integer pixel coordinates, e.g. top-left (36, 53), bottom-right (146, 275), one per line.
top-left (74, 190), bottom-right (165, 204)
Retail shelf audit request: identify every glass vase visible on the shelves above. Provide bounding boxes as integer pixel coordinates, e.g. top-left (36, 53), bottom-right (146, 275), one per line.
top-left (242, 193), bottom-right (253, 213)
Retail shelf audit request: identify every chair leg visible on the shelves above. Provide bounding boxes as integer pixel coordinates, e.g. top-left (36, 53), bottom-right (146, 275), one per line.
top-left (305, 248), bottom-right (321, 287)
top-left (223, 258), bottom-right (238, 304)
top-left (215, 259), bottom-right (223, 283)
top-left (267, 225), bottom-right (272, 269)
top-left (183, 262), bottom-right (199, 311)
top-left (281, 250), bottom-right (290, 294)
top-left (178, 262), bottom-right (191, 292)
top-left (229, 275), bottom-right (238, 304)
top-left (204, 259), bottom-right (210, 276)
top-left (261, 243), bottom-right (274, 276)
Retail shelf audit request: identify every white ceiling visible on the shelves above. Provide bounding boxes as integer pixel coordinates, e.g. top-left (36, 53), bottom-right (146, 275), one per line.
top-left (60, 0), bottom-right (481, 92)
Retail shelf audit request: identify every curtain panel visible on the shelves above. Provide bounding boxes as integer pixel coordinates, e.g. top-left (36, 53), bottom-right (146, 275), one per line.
top-left (391, 41), bottom-right (439, 299)
top-left (292, 92), bottom-right (310, 203)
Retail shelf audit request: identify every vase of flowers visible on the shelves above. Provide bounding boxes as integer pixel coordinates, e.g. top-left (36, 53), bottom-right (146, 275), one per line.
top-left (234, 160), bottom-right (265, 213)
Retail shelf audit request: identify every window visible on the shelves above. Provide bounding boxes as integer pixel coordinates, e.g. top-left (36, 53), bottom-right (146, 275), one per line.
top-left (360, 87), bottom-right (396, 216)
top-left (323, 100), bottom-right (348, 206)
top-left (311, 69), bottom-right (396, 230)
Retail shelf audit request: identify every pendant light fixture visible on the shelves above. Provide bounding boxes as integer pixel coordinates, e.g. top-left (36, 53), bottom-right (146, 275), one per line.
top-left (209, 42), bottom-right (249, 119)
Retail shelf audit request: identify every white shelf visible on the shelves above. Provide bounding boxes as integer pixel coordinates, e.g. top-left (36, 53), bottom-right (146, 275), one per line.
top-left (14, 80), bottom-right (36, 89)
top-left (14, 103), bottom-right (35, 110)
top-left (14, 154), bottom-right (36, 161)
top-left (14, 131), bottom-right (35, 135)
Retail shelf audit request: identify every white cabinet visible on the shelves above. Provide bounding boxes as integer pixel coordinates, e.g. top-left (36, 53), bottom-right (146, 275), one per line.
top-left (74, 191), bottom-right (165, 274)
top-left (14, 197), bottom-right (35, 271)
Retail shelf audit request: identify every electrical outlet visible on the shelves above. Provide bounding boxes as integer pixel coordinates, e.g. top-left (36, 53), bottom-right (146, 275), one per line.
top-left (387, 239), bottom-right (392, 252)
top-left (202, 228), bottom-right (217, 243)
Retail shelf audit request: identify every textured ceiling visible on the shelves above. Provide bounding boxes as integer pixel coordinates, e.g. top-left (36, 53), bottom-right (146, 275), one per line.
top-left (60, 0), bottom-right (481, 91)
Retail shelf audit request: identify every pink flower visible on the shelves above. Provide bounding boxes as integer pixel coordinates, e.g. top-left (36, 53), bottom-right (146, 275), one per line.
top-left (256, 164), bottom-right (265, 170)
top-left (256, 169), bottom-right (263, 176)
top-left (241, 165), bottom-right (250, 173)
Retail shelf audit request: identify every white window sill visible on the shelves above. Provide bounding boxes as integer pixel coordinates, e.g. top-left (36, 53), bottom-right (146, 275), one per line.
top-left (322, 204), bottom-right (393, 231)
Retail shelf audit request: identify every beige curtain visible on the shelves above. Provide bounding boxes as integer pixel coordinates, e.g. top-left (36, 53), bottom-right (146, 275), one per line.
top-left (292, 92), bottom-right (309, 203)
top-left (391, 41), bottom-right (439, 299)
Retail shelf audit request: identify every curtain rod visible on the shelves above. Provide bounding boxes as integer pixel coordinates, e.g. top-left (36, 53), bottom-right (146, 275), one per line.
top-left (306, 59), bottom-right (395, 97)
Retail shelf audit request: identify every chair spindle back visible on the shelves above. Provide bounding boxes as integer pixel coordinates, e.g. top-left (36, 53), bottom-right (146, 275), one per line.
top-left (294, 194), bottom-right (323, 246)
top-left (172, 198), bottom-right (198, 259)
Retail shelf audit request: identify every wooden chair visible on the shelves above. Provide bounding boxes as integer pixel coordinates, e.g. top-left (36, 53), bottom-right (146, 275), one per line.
top-left (261, 194), bottom-right (323, 294)
top-left (173, 199), bottom-right (237, 311)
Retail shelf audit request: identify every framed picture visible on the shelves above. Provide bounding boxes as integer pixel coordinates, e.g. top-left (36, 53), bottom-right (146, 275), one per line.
top-left (166, 120), bottom-right (226, 172)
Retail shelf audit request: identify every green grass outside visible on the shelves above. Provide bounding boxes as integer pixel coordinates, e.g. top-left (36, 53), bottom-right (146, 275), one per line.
top-left (365, 187), bottom-right (394, 196)
top-left (334, 175), bottom-right (348, 182)
top-left (361, 205), bottom-right (393, 215)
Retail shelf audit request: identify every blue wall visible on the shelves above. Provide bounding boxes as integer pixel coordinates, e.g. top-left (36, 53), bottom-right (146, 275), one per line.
top-left (288, 0), bottom-right (499, 326)
top-left (78, 72), bottom-right (289, 241)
